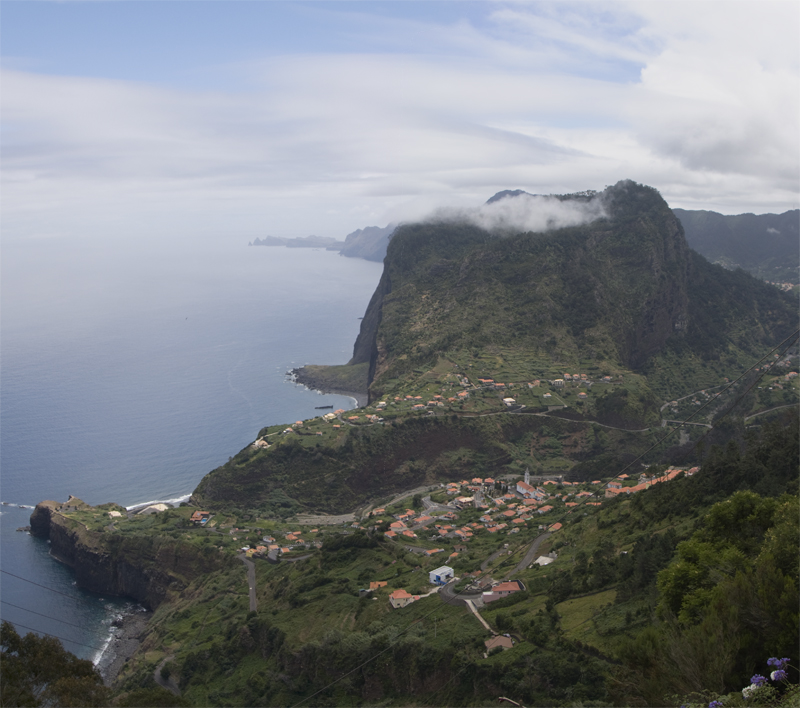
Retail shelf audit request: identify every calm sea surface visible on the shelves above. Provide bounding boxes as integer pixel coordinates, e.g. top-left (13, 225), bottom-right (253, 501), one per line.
top-left (0, 237), bottom-right (382, 661)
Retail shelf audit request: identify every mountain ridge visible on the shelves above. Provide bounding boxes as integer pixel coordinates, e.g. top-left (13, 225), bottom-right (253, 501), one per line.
top-left (200, 181), bottom-right (797, 513)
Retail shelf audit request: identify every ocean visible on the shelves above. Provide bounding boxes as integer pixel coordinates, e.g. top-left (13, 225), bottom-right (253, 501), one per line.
top-left (0, 236), bottom-right (382, 662)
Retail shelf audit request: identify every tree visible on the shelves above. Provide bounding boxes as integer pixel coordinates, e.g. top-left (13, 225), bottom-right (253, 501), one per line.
top-left (0, 621), bottom-right (110, 707)
top-left (115, 686), bottom-right (191, 707)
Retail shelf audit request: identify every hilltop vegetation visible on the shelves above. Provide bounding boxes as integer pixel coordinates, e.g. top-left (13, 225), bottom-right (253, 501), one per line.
top-left (24, 181), bottom-right (799, 707)
top-left (32, 412), bottom-right (797, 707)
top-left (674, 208), bottom-right (800, 284)
top-left (199, 181), bottom-right (797, 514)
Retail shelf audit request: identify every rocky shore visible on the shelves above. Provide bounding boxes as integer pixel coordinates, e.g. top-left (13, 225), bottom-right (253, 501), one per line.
top-left (96, 608), bottom-right (151, 686)
top-left (291, 365), bottom-right (368, 407)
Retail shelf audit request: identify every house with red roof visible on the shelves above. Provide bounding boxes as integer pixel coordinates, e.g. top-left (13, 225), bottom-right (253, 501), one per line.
top-left (389, 589), bottom-right (418, 609)
top-left (482, 580), bottom-right (525, 603)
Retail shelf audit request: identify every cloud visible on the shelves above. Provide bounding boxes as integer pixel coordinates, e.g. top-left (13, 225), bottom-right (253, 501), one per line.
top-left (419, 191), bottom-right (607, 234)
top-left (1, 2), bottom-right (798, 245)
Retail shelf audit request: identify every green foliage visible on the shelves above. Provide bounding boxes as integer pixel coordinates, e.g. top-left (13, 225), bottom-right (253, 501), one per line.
top-left (614, 491), bottom-right (798, 704)
top-left (115, 686), bottom-right (191, 707)
top-left (674, 207), bottom-right (800, 284)
top-left (0, 621), bottom-right (110, 707)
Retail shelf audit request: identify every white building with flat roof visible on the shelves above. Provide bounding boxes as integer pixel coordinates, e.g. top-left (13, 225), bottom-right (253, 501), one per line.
top-left (429, 566), bottom-right (454, 585)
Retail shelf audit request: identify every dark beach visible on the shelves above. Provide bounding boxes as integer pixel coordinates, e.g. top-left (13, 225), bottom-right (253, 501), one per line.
top-left (96, 609), bottom-right (151, 686)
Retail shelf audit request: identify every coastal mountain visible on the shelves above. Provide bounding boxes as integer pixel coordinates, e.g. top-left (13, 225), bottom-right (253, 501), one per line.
top-left (673, 207), bottom-right (800, 283)
top-left (338, 223), bottom-right (396, 261)
top-left (254, 192), bottom-right (799, 287)
top-left (194, 181), bottom-right (797, 513)
top-left (26, 180), bottom-right (799, 707)
top-left (249, 224), bottom-right (396, 262)
top-left (336, 181), bottom-right (794, 401)
top-left (249, 234), bottom-right (342, 249)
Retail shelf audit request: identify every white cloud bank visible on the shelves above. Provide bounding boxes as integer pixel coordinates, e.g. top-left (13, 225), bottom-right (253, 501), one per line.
top-left (422, 192), bottom-right (607, 234)
top-left (1, 2), bottom-right (798, 244)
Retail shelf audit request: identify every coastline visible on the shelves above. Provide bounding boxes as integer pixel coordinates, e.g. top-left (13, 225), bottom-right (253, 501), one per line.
top-left (291, 366), bottom-right (368, 408)
top-left (96, 607), bottom-right (152, 686)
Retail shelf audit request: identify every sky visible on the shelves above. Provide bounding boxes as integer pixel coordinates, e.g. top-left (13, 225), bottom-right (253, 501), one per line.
top-left (2, 0), bottom-right (799, 244)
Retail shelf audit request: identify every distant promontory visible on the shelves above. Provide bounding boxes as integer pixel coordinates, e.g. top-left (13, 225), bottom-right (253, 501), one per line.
top-left (250, 224), bottom-right (395, 262)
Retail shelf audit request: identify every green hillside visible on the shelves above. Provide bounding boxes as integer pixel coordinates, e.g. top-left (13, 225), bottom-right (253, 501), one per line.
top-left (197, 181), bottom-right (797, 513)
top-left (33, 413), bottom-right (797, 707)
top-left (673, 207), bottom-right (800, 284)
top-left (19, 181), bottom-right (799, 707)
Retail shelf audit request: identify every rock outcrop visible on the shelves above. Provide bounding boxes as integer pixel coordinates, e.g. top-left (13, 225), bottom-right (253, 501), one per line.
top-left (30, 500), bottom-right (233, 609)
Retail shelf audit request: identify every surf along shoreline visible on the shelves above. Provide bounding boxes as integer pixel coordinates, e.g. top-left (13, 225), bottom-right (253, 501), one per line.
top-left (290, 365), bottom-right (368, 408)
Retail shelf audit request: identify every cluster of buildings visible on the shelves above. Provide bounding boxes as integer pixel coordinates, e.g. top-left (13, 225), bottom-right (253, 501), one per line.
top-left (381, 566), bottom-right (456, 609)
top-left (374, 471), bottom-right (576, 551)
top-left (604, 467), bottom-right (698, 497)
top-left (241, 529), bottom-right (323, 558)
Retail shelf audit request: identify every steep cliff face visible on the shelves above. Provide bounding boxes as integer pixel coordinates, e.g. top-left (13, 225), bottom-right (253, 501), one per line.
top-left (30, 501), bottom-right (233, 609)
top-left (348, 268), bottom-right (392, 398)
top-left (190, 181), bottom-right (796, 513)
top-left (338, 224), bottom-right (396, 262)
top-left (361, 181), bottom-right (695, 395)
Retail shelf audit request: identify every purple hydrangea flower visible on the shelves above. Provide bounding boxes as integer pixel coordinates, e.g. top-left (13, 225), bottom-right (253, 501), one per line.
top-left (751, 675), bottom-right (767, 687)
top-left (709, 701), bottom-right (724, 708)
top-left (771, 669), bottom-right (788, 682)
top-left (767, 657), bottom-right (790, 669)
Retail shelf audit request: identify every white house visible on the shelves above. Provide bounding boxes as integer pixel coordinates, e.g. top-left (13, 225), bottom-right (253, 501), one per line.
top-left (429, 565), bottom-right (454, 585)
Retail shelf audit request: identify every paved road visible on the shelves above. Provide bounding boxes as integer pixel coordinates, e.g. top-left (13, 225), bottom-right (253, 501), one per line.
top-left (439, 579), bottom-right (484, 607)
top-left (238, 554), bottom-right (257, 612)
top-left (153, 656), bottom-right (181, 696)
top-left (282, 553), bottom-right (313, 563)
top-left (744, 404), bottom-right (799, 422)
top-left (295, 513), bottom-right (355, 525)
top-left (465, 599), bottom-right (493, 632)
top-left (662, 419), bottom-right (712, 428)
top-left (421, 496), bottom-right (452, 514)
top-left (480, 548), bottom-right (506, 572)
top-left (504, 531), bottom-right (551, 580)
top-left (386, 485), bottom-right (437, 507)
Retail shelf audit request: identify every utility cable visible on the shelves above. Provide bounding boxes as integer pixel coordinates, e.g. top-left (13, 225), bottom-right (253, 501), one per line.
top-left (291, 331), bottom-right (800, 707)
top-left (289, 550), bottom-right (516, 708)
top-left (609, 328), bottom-right (799, 482)
top-left (668, 335), bottom-right (800, 468)
top-left (0, 569), bottom-right (97, 604)
top-left (557, 328), bottom-right (800, 522)
top-left (1, 600), bottom-right (107, 634)
top-left (0, 619), bottom-right (106, 653)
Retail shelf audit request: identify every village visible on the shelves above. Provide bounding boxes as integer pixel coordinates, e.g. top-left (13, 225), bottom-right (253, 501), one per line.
top-left (159, 462), bottom-right (698, 653)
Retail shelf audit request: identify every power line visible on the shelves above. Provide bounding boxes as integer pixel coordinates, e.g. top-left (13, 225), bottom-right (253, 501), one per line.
top-left (0, 569), bottom-right (98, 604)
top-left (554, 328), bottom-right (800, 525)
top-left (1, 600), bottom-right (107, 634)
top-left (289, 557), bottom-right (509, 708)
top-left (0, 619), bottom-right (106, 653)
top-left (671, 335), bottom-right (800, 465)
top-left (290, 331), bottom-right (800, 707)
top-left (610, 328), bottom-right (799, 481)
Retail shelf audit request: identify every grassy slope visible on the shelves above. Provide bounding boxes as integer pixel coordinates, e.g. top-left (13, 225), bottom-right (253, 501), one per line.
top-left (106, 183), bottom-right (799, 706)
top-left (113, 412), bottom-right (798, 707)
top-left (193, 185), bottom-right (797, 514)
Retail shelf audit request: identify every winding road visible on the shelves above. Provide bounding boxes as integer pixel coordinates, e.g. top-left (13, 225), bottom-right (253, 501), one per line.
top-left (503, 531), bottom-right (551, 580)
top-left (238, 554), bottom-right (257, 612)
